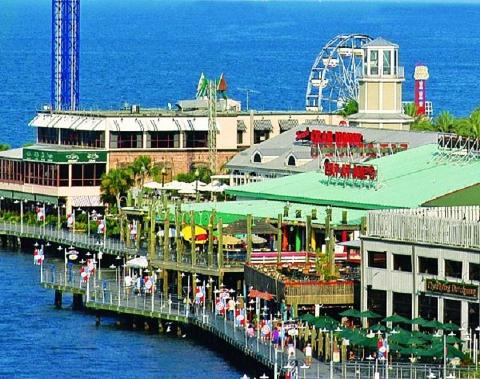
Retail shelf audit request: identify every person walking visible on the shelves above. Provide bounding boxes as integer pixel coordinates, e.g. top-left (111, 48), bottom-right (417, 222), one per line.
top-left (304, 343), bottom-right (312, 366)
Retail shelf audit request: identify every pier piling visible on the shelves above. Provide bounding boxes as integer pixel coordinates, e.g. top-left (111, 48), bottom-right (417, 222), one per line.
top-left (54, 290), bottom-right (62, 308)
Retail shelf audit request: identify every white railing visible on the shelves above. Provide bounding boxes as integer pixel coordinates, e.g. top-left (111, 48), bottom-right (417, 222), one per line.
top-left (0, 222), bottom-right (140, 255)
top-left (368, 207), bottom-right (480, 249)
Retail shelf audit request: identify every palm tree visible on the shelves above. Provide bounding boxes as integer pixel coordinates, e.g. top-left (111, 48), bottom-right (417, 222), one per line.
top-left (130, 155), bottom-right (159, 188)
top-left (100, 168), bottom-right (133, 210)
top-left (434, 111), bottom-right (455, 133)
top-left (338, 99), bottom-right (358, 117)
top-left (403, 103), bottom-right (433, 131)
top-left (467, 108), bottom-right (480, 138)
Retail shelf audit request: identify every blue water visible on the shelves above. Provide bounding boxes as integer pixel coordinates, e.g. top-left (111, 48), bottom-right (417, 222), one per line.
top-left (1, 1), bottom-right (480, 147)
top-left (0, 249), bottom-right (242, 378)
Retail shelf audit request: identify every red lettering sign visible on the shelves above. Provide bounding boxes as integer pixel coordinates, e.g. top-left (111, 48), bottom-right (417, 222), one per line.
top-left (295, 129), bottom-right (363, 147)
top-left (324, 163), bottom-right (377, 182)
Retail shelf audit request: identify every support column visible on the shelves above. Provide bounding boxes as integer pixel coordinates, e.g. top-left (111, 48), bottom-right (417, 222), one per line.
top-left (163, 211), bottom-right (170, 262)
top-left (246, 214), bottom-right (253, 262)
top-left (54, 290), bottom-right (62, 308)
top-left (218, 220), bottom-right (224, 268)
top-left (177, 271), bottom-right (183, 300)
top-left (163, 269), bottom-right (169, 299)
top-left (175, 207), bottom-right (181, 263)
top-left (73, 293), bottom-right (83, 310)
top-left (148, 209), bottom-right (156, 263)
top-left (306, 215), bottom-right (312, 254)
top-left (190, 210), bottom-right (196, 266)
top-left (276, 214), bottom-right (282, 263)
top-left (207, 211), bottom-right (215, 268)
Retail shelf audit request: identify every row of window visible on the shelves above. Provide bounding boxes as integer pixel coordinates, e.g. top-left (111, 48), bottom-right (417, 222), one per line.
top-left (0, 159), bottom-right (105, 187)
top-left (366, 287), bottom-right (479, 329)
top-left (367, 250), bottom-right (480, 281)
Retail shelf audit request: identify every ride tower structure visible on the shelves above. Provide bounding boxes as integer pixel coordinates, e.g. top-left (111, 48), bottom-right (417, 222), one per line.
top-left (414, 64), bottom-right (430, 116)
top-left (51, 0), bottom-right (80, 111)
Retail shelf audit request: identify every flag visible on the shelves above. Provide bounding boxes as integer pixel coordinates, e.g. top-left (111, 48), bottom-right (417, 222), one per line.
top-left (67, 213), bottom-right (74, 228)
top-left (36, 207), bottom-right (45, 222)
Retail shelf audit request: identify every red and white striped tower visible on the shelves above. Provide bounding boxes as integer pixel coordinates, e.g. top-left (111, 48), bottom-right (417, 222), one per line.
top-left (414, 65), bottom-right (429, 115)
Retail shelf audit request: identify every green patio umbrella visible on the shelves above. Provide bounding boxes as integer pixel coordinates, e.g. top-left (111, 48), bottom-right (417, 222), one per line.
top-left (405, 336), bottom-right (426, 346)
top-left (370, 323), bottom-right (387, 332)
top-left (382, 314), bottom-right (410, 324)
top-left (409, 317), bottom-right (428, 326)
top-left (446, 335), bottom-right (462, 344)
top-left (412, 347), bottom-right (435, 357)
top-left (340, 309), bottom-right (362, 318)
top-left (442, 322), bottom-right (460, 331)
top-left (423, 319), bottom-right (444, 329)
top-left (360, 310), bottom-right (382, 319)
top-left (299, 313), bottom-right (315, 322)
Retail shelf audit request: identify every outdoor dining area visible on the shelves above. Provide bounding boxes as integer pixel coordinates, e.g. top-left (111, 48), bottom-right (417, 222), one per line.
top-left (143, 179), bottom-right (230, 201)
top-left (294, 310), bottom-right (476, 372)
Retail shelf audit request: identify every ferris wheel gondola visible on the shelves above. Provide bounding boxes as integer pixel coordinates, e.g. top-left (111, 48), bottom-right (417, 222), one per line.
top-left (306, 34), bottom-right (373, 113)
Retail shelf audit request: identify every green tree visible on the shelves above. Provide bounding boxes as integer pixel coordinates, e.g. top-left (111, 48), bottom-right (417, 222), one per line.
top-left (176, 166), bottom-right (212, 183)
top-left (338, 99), bottom-right (358, 117)
top-left (465, 108), bottom-right (480, 138)
top-left (100, 168), bottom-right (133, 209)
top-left (130, 155), bottom-right (159, 188)
top-left (0, 143), bottom-right (11, 151)
top-left (434, 111), bottom-right (455, 133)
top-left (403, 103), bottom-right (433, 131)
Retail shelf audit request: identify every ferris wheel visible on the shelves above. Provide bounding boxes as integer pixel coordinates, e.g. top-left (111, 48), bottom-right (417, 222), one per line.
top-left (305, 34), bottom-right (373, 113)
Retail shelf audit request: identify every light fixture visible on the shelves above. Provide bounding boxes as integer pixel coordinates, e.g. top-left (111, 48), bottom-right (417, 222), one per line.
top-left (86, 252), bottom-right (92, 256)
top-left (116, 255), bottom-right (121, 260)
top-left (57, 245), bottom-right (62, 251)
top-left (45, 242), bottom-right (51, 247)
top-left (34, 242), bottom-right (39, 247)
top-left (109, 264), bottom-right (116, 269)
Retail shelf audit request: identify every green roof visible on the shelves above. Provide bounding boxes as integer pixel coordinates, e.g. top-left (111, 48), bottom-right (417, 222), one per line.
top-left (168, 200), bottom-right (365, 227)
top-left (226, 144), bottom-right (480, 210)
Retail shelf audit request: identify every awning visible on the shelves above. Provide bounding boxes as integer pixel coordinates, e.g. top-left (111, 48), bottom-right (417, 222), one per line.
top-left (254, 119), bottom-right (273, 131)
top-left (149, 118), bottom-right (180, 132)
top-left (337, 240), bottom-right (361, 249)
top-left (248, 289), bottom-right (274, 301)
top-left (178, 118), bottom-right (209, 132)
top-left (108, 118), bottom-right (144, 132)
top-left (0, 189), bottom-right (13, 199)
top-left (237, 120), bottom-right (247, 131)
top-left (71, 195), bottom-right (103, 207)
top-left (279, 119), bottom-right (299, 131)
top-left (75, 118), bottom-right (106, 131)
top-left (12, 192), bottom-right (35, 201)
top-left (35, 194), bottom-right (59, 205)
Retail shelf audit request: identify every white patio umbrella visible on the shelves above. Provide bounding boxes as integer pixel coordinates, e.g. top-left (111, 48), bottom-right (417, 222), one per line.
top-left (162, 180), bottom-right (187, 191)
top-left (178, 188), bottom-right (196, 195)
top-left (143, 181), bottom-right (163, 190)
top-left (126, 256), bottom-right (148, 269)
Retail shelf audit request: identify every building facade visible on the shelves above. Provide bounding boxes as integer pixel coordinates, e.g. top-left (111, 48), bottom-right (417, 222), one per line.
top-left (361, 207), bottom-right (480, 330)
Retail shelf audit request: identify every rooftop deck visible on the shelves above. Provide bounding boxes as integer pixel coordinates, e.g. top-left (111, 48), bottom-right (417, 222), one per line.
top-left (367, 206), bottom-right (480, 250)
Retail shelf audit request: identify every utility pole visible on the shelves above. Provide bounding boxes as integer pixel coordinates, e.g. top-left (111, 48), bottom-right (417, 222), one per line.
top-left (208, 80), bottom-right (218, 174)
top-left (237, 87), bottom-right (260, 111)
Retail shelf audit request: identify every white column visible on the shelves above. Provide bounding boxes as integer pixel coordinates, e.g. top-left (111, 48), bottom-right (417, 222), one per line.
top-left (438, 298), bottom-right (444, 323)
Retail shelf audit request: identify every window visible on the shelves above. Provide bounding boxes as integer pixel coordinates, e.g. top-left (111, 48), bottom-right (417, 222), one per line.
top-left (185, 131), bottom-right (208, 148)
top-left (392, 292), bottom-right (412, 320)
top-left (418, 294), bottom-right (438, 321)
top-left (0, 159), bottom-right (24, 184)
top-left (287, 156), bottom-right (296, 167)
top-left (110, 132), bottom-right (142, 149)
top-left (383, 50), bottom-right (391, 75)
top-left (237, 130), bottom-right (244, 145)
top-left (393, 254), bottom-right (412, 272)
top-left (444, 299), bottom-right (461, 326)
top-left (148, 132), bottom-right (178, 148)
top-left (71, 164), bottom-right (106, 186)
top-left (369, 50), bottom-right (379, 75)
top-left (367, 287), bottom-right (386, 318)
top-left (368, 251), bottom-right (386, 269)
top-left (469, 302), bottom-right (479, 330)
top-left (470, 263), bottom-right (480, 281)
top-left (419, 257), bottom-right (438, 275)
top-left (38, 128), bottom-right (58, 144)
top-left (445, 259), bottom-right (462, 279)
top-left (253, 153), bottom-right (262, 163)
top-left (254, 130), bottom-right (269, 144)
top-left (60, 129), bottom-right (105, 148)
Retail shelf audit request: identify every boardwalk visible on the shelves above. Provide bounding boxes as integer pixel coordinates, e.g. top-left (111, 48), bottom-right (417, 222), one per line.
top-left (0, 222), bottom-right (140, 257)
top-left (39, 270), bottom-right (478, 379)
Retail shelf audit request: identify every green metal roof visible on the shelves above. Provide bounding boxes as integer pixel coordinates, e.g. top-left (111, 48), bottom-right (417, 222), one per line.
top-left (226, 144), bottom-right (480, 210)
top-left (168, 200), bottom-right (365, 227)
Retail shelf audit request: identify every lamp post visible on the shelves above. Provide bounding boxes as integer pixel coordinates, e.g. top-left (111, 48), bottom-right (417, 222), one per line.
top-left (195, 168), bottom-right (200, 203)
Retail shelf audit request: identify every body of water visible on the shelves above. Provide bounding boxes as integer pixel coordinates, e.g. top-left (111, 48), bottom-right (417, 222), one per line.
top-left (0, 248), bottom-right (243, 378)
top-left (1, 1), bottom-right (480, 146)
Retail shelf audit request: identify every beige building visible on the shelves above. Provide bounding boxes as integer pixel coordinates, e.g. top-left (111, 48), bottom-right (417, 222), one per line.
top-left (0, 108), bottom-right (343, 211)
top-left (349, 38), bottom-right (413, 130)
